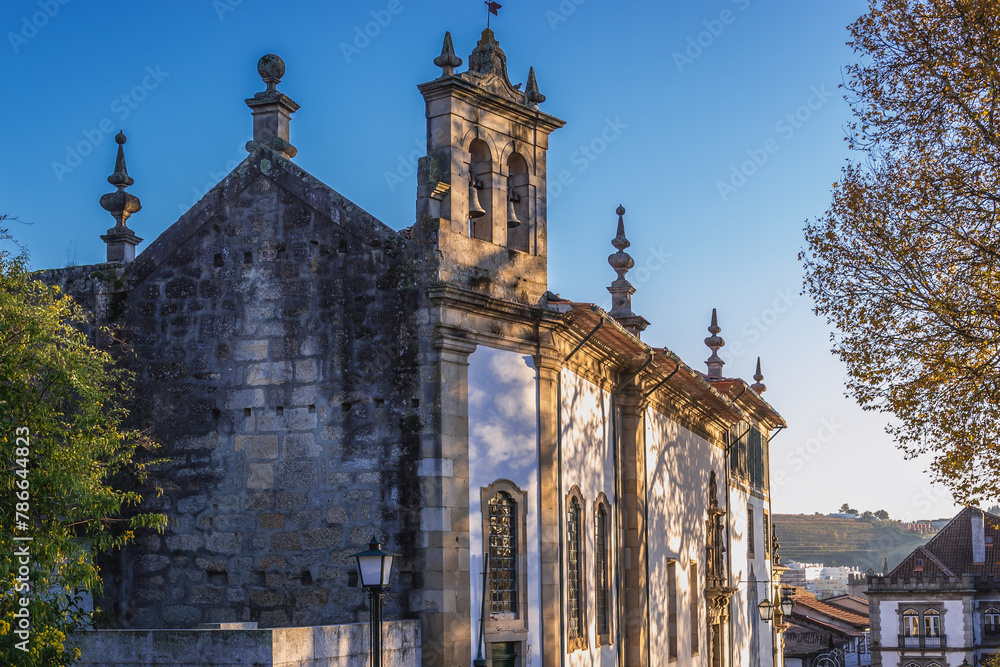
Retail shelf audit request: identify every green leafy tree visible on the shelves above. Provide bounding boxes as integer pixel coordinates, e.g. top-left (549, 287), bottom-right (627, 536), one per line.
top-left (875, 509), bottom-right (890, 521)
top-left (802, 0), bottom-right (1000, 506)
top-left (862, 510), bottom-right (875, 519)
top-left (0, 229), bottom-right (165, 666)
top-left (839, 503), bottom-right (852, 513)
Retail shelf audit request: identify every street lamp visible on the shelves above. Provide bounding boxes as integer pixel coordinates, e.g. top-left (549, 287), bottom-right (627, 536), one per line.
top-left (354, 537), bottom-right (396, 667)
top-left (780, 588), bottom-right (794, 617)
top-left (758, 598), bottom-right (775, 622)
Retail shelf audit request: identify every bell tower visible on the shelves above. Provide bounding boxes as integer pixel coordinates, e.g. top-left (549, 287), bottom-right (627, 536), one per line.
top-left (414, 29), bottom-right (565, 304)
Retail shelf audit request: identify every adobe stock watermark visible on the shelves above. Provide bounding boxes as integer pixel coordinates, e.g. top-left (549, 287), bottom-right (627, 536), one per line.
top-left (383, 138), bottom-right (425, 193)
top-left (548, 116), bottom-right (628, 200)
top-left (12, 426), bottom-right (33, 653)
top-left (544, 0), bottom-right (586, 31)
top-left (340, 0), bottom-right (412, 63)
top-left (51, 65), bottom-right (170, 183)
top-left (7, 0), bottom-right (71, 54)
top-left (212, 0), bottom-right (243, 20)
top-left (672, 0), bottom-right (751, 73)
top-left (717, 287), bottom-right (799, 367)
top-left (716, 84), bottom-right (834, 202)
top-left (771, 416), bottom-right (843, 488)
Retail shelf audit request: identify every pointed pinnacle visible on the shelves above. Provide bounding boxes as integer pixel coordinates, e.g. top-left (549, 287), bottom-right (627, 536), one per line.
top-left (525, 66), bottom-right (545, 104)
top-left (751, 356), bottom-right (767, 394)
top-left (709, 308), bottom-right (720, 335)
top-left (107, 132), bottom-right (133, 188)
top-left (434, 31), bottom-right (463, 72)
top-left (612, 205), bottom-right (629, 251)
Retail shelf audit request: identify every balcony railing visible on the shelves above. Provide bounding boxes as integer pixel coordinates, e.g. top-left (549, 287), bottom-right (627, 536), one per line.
top-left (898, 634), bottom-right (945, 649)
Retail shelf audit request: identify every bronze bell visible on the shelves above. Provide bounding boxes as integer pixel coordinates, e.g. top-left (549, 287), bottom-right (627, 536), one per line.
top-left (506, 177), bottom-right (521, 228)
top-left (506, 195), bottom-right (521, 228)
top-left (468, 174), bottom-right (486, 219)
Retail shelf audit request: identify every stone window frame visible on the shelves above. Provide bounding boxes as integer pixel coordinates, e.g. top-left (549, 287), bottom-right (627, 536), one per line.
top-left (985, 606), bottom-right (1000, 636)
top-left (566, 486), bottom-right (588, 652)
top-left (689, 561), bottom-right (700, 655)
top-left (898, 604), bottom-right (946, 638)
top-left (594, 493), bottom-right (612, 647)
top-left (481, 479), bottom-right (530, 640)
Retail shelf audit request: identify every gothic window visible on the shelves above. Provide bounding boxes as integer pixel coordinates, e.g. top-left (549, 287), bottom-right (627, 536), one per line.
top-left (595, 495), bottom-right (611, 645)
top-left (489, 491), bottom-right (518, 614)
top-left (481, 480), bottom-right (528, 638)
top-left (924, 609), bottom-right (941, 637)
top-left (567, 488), bottom-right (586, 651)
top-left (902, 609), bottom-right (919, 637)
top-left (985, 607), bottom-right (1000, 635)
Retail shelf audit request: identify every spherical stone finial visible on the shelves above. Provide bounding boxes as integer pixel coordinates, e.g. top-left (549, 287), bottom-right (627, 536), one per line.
top-left (616, 204), bottom-right (626, 216)
top-left (115, 131), bottom-right (127, 145)
top-left (257, 54), bottom-right (285, 90)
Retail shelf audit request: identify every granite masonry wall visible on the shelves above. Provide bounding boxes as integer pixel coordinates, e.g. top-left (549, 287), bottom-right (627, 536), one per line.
top-left (42, 150), bottom-right (427, 630)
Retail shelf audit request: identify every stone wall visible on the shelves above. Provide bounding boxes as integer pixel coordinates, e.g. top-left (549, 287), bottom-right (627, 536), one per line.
top-left (42, 150), bottom-right (426, 629)
top-left (73, 620), bottom-right (420, 667)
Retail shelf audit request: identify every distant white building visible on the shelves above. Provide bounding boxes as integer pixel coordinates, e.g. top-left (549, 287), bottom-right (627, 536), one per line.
top-left (783, 562), bottom-right (863, 599)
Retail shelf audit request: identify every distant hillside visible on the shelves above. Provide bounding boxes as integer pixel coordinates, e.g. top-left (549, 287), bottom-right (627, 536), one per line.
top-left (773, 514), bottom-right (932, 572)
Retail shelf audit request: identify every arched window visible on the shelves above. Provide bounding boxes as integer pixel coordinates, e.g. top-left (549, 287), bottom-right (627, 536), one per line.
top-left (986, 607), bottom-right (1000, 636)
top-left (902, 609), bottom-right (919, 637)
top-left (488, 491), bottom-right (517, 614)
top-left (480, 479), bottom-right (528, 639)
top-left (924, 609), bottom-right (941, 637)
top-left (566, 488), bottom-right (587, 650)
top-left (594, 495), bottom-right (611, 645)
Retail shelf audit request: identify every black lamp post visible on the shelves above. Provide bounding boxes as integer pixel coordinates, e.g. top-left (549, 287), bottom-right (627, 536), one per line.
top-left (354, 537), bottom-right (395, 667)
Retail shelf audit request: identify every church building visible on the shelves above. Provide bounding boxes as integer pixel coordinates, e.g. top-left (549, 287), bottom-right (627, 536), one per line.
top-left (41, 28), bottom-right (788, 667)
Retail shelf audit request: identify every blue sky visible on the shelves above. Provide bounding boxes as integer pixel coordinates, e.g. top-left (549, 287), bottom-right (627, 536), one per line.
top-left (1, 0), bottom-right (962, 520)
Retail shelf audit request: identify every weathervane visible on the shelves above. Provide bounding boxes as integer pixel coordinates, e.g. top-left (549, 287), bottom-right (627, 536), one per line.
top-left (485, 0), bottom-right (501, 29)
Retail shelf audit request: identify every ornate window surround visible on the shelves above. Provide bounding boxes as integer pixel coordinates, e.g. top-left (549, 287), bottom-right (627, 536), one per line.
top-left (481, 479), bottom-right (530, 640)
top-left (594, 493), bottom-right (612, 647)
top-left (566, 486), bottom-right (588, 652)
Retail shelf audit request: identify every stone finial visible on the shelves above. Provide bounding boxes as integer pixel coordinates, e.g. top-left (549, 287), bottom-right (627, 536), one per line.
top-left (434, 31), bottom-right (462, 76)
top-left (468, 28), bottom-right (511, 82)
top-left (607, 205), bottom-right (649, 337)
top-left (245, 54), bottom-right (299, 159)
top-left (704, 308), bottom-right (725, 378)
top-left (525, 67), bottom-right (545, 104)
top-left (751, 357), bottom-right (766, 394)
top-left (99, 132), bottom-right (143, 263)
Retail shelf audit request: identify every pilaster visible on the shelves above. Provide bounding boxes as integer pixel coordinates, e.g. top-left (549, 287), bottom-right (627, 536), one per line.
top-left (535, 351), bottom-right (562, 667)
top-left (421, 334), bottom-right (477, 667)
top-left (617, 390), bottom-right (649, 667)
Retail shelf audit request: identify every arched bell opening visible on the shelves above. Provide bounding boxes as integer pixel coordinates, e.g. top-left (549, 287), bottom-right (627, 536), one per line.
top-left (468, 138), bottom-right (493, 241)
top-left (506, 152), bottom-right (530, 253)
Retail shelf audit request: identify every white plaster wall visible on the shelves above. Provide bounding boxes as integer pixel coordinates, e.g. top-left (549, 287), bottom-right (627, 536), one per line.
top-left (560, 369), bottom-right (618, 667)
top-left (468, 347), bottom-right (542, 666)
top-left (878, 600), bottom-right (898, 649)
top-left (644, 407), bottom-right (724, 667)
top-left (728, 485), bottom-right (776, 667)
top-left (943, 599), bottom-right (964, 648)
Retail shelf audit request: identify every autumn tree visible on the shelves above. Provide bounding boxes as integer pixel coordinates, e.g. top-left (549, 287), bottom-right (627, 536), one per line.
top-left (802, 0), bottom-right (1000, 506)
top-left (0, 229), bottom-right (165, 666)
